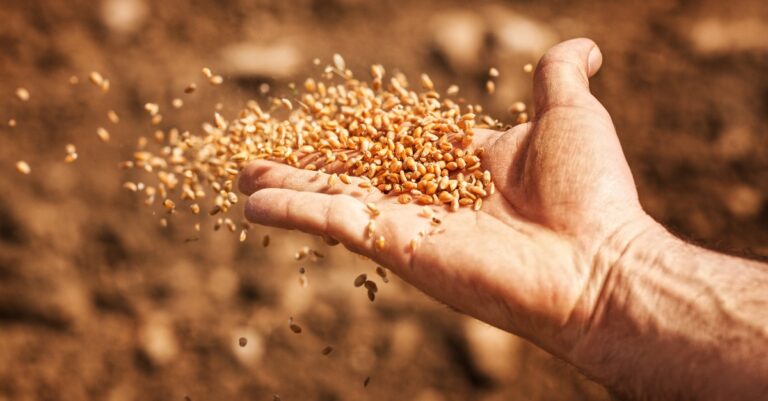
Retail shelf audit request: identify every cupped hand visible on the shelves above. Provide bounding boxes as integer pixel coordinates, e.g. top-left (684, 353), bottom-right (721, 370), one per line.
top-left (238, 38), bottom-right (654, 359)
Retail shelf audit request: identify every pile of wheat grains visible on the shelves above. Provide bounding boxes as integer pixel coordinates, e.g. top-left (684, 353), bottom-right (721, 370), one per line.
top-left (121, 55), bottom-right (504, 239)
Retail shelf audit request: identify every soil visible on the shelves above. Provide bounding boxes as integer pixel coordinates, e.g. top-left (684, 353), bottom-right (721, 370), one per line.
top-left (0, 0), bottom-right (766, 400)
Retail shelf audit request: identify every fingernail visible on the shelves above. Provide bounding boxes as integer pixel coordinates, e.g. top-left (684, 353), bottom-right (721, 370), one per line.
top-left (587, 46), bottom-right (602, 76)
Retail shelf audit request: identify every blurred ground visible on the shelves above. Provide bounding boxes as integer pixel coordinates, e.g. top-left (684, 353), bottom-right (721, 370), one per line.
top-left (0, 0), bottom-right (767, 400)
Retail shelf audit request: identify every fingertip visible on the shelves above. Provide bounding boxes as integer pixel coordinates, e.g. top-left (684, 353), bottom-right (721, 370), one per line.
top-left (587, 44), bottom-right (603, 77)
top-left (237, 160), bottom-right (279, 195)
top-left (533, 38), bottom-right (603, 114)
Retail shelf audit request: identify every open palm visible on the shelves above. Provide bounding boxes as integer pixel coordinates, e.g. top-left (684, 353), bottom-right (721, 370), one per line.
top-left (238, 39), bottom-right (652, 358)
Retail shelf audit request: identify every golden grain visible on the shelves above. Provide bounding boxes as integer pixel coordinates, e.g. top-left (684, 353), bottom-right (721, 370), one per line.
top-left (523, 63), bottom-right (534, 73)
top-left (485, 80), bottom-right (495, 94)
top-left (96, 127), bottom-right (110, 142)
top-left (489, 67), bottom-right (500, 77)
top-left (209, 75), bottom-right (224, 85)
top-left (366, 219), bottom-right (376, 238)
top-left (15, 161), bottom-right (30, 175)
top-left (262, 234), bottom-right (270, 247)
top-left (184, 83), bottom-right (197, 94)
top-left (366, 203), bottom-right (380, 217)
top-left (89, 71), bottom-right (104, 86)
top-left (375, 235), bottom-right (386, 251)
top-left (15, 88), bottom-right (30, 101)
top-left (509, 101), bottom-right (526, 113)
top-left (321, 345), bottom-right (333, 355)
top-left (332, 53), bottom-right (346, 72)
top-left (107, 110), bottom-right (120, 124)
top-left (117, 57), bottom-right (500, 237)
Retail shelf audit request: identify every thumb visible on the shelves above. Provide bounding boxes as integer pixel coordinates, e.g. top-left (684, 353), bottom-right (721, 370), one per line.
top-left (533, 38), bottom-right (603, 117)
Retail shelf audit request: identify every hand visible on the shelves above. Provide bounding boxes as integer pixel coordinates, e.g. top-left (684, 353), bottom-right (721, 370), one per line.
top-left (238, 38), bottom-right (655, 359)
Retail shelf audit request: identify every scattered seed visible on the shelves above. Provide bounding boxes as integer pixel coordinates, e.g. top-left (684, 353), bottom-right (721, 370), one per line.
top-left (327, 173), bottom-right (338, 186)
top-left (366, 203), bottom-right (380, 217)
top-left (364, 377), bottom-right (371, 387)
top-left (333, 53), bottom-right (346, 72)
top-left (366, 219), bottom-right (376, 238)
top-left (64, 144), bottom-right (78, 163)
top-left (144, 103), bottom-right (159, 116)
top-left (321, 345), bottom-right (333, 355)
top-left (397, 194), bottom-right (412, 204)
top-left (15, 161), bottom-right (30, 175)
top-left (473, 198), bottom-right (483, 211)
top-left (239, 229), bottom-right (247, 242)
top-left (68, 75), bottom-right (79, 85)
top-left (364, 280), bottom-right (378, 293)
top-left (96, 127), bottom-right (110, 142)
top-left (262, 234), bottom-right (270, 247)
top-left (489, 67), bottom-right (500, 77)
top-left (289, 322), bottom-right (302, 334)
top-left (523, 63), bottom-right (533, 73)
top-left (209, 75), bottom-right (224, 85)
top-left (107, 110), bottom-right (120, 123)
top-left (172, 98), bottom-right (184, 109)
top-left (367, 290), bottom-right (376, 302)
top-left (339, 173), bottom-right (351, 184)
top-left (375, 235), bottom-right (386, 251)
top-left (8, 119), bottom-right (16, 127)
top-left (238, 337), bottom-right (247, 347)
top-left (420, 73), bottom-right (434, 90)
top-left (15, 88), bottom-right (30, 101)
top-left (163, 199), bottom-right (176, 211)
top-left (409, 237), bottom-right (420, 252)
top-left (89, 71), bottom-right (104, 87)
top-left (184, 83), bottom-right (197, 94)
top-left (485, 80), bottom-right (495, 94)
top-left (509, 101), bottom-right (526, 113)
top-left (376, 266), bottom-right (389, 283)
top-left (446, 85), bottom-right (459, 95)
top-left (354, 274), bottom-right (367, 287)
top-left (516, 112), bottom-right (529, 124)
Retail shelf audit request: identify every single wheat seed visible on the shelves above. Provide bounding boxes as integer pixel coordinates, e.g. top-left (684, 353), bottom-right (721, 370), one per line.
top-left (354, 273), bottom-right (367, 287)
top-left (15, 161), bottom-right (30, 175)
top-left (15, 88), bottom-right (30, 101)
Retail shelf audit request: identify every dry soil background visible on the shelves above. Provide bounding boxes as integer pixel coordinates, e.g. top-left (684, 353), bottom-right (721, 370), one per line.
top-left (0, 0), bottom-right (767, 400)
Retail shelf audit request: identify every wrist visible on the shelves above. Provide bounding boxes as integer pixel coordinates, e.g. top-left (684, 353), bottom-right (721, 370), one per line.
top-left (564, 213), bottom-right (674, 370)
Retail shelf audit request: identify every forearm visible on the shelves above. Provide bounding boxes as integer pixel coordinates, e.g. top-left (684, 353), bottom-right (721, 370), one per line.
top-left (572, 221), bottom-right (768, 401)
